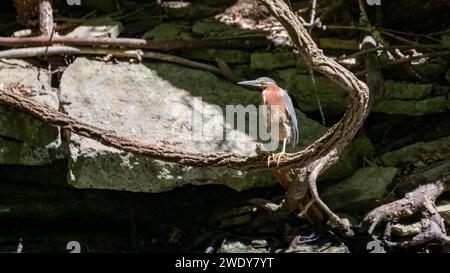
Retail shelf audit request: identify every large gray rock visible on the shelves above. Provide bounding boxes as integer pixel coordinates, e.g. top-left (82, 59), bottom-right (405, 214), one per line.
top-left (373, 96), bottom-right (448, 116)
top-left (180, 49), bottom-right (250, 64)
top-left (0, 138), bottom-right (65, 165)
top-left (321, 167), bottom-right (398, 210)
top-left (251, 52), bottom-right (297, 70)
top-left (320, 134), bottom-right (375, 181)
top-left (379, 136), bottom-right (450, 166)
top-left (0, 98), bottom-right (58, 146)
top-left (0, 59), bottom-right (64, 165)
top-left (60, 58), bottom-right (330, 193)
top-left (66, 16), bottom-right (123, 38)
top-left (192, 19), bottom-right (252, 37)
top-left (318, 38), bottom-right (359, 50)
top-left (141, 23), bottom-right (193, 41)
top-left (383, 81), bottom-right (433, 100)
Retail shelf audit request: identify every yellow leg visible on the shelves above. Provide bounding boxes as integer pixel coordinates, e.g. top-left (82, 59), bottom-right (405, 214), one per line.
top-left (267, 138), bottom-right (288, 166)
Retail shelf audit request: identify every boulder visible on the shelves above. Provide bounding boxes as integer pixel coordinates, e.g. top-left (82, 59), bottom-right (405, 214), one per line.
top-left (250, 52), bottom-right (297, 70)
top-left (192, 19), bottom-right (237, 36)
top-left (60, 58), bottom-right (330, 193)
top-left (318, 38), bottom-right (359, 50)
top-left (66, 16), bottom-right (123, 38)
top-left (372, 96), bottom-right (447, 116)
top-left (383, 81), bottom-right (433, 100)
top-left (320, 134), bottom-right (375, 181)
top-left (0, 96), bottom-right (58, 146)
top-left (141, 23), bottom-right (192, 41)
top-left (230, 64), bottom-right (255, 79)
top-left (296, 111), bottom-right (326, 149)
top-left (379, 136), bottom-right (450, 166)
top-left (321, 167), bottom-right (398, 210)
top-left (0, 138), bottom-right (65, 165)
top-left (181, 49), bottom-right (250, 64)
top-left (0, 59), bottom-right (64, 165)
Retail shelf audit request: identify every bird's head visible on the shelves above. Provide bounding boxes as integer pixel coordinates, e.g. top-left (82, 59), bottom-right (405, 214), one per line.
top-left (237, 77), bottom-right (277, 89)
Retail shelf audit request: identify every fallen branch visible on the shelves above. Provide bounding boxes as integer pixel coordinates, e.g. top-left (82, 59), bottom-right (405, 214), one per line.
top-left (321, 24), bottom-right (419, 46)
top-left (363, 169), bottom-right (450, 247)
top-left (0, 46), bottom-right (227, 78)
top-left (337, 44), bottom-right (450, 61)
top-left (0, 36), bottom-right (269, 51)
top-left (0, 45), bottom-right (79, 58)
top-left (384, 51), bottom-right (450, 66)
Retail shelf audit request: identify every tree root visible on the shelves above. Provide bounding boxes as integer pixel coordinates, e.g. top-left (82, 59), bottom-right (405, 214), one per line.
top-left (363, 172), bottom-right (450, 247)
top-left (253, 147), bottom-right (353, 236)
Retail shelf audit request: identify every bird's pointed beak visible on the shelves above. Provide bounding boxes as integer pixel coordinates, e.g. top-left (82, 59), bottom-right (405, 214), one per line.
top-left (237, 80), bottom-right (261, 87)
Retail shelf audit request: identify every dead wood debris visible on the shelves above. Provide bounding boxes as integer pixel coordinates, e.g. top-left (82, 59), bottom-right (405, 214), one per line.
top-left (363, 161), bottom-right (450, 248)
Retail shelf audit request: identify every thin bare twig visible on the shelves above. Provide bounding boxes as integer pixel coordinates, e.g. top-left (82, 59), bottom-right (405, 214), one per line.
top-left (321, 24), bottom-right (420, 46)
top-left (336, 44), bottom-right (450, 61)
top-left (0, 46), bottom-right (226, 78)
top-left (384, 51), bottom-right (450, 66)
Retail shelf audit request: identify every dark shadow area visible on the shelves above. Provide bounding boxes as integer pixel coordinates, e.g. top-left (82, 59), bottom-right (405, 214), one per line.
top-left (0, 164), bottom-right (287, 252)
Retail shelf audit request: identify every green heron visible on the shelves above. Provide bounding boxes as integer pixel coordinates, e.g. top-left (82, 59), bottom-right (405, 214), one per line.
top-left (238, 77), bottom-right (299, 166)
